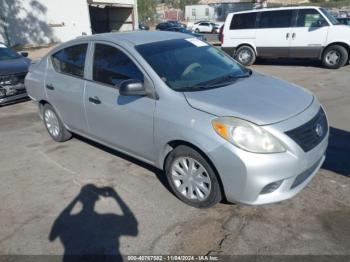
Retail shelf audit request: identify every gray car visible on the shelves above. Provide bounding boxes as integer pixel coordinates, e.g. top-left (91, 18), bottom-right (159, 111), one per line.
top-left (0, 43), bottom-right (30, 105)
top-left (25, 31), bottom-right (329, 208)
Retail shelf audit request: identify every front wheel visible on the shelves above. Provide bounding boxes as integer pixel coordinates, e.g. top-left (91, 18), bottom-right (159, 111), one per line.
top-left (234, 45), bottom-right (256, 66)
top-left (165, 145), bottom-right (222, 208)
top-left (195, 28), bottom-right (200, 33)
top-left (43, 104), bottom-right (72, 142)
top-left (322, 45), bottom-right (348, 69)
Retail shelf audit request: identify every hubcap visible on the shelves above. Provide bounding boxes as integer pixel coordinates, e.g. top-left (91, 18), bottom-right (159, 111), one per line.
top-left (326, 50), bottom-right (340, 66)
top-left (44, 109), bottom-right (60, 138)
top-left (238, 49), bottom-right (252, 64)
top-left (170, 157), bottom-right (211, 201)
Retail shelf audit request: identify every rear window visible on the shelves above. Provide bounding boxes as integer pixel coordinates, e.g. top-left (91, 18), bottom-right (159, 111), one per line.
top-left (230, 12), bottom-right (257, 30)
top-left (52, 44), bottom-right (88, 78)
top-left (258, 10), bottom-right (293, 28)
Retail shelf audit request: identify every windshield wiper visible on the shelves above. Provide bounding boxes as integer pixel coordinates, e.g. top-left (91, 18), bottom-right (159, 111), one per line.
top-left (177, 69), bottom-right (253, 91)
top-left (195, 69), bottom-right (252, 88)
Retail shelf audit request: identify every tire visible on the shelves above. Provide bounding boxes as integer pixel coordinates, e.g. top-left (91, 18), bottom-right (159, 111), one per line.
top-left (322, 45), bottom-right (348, 69)
top-left (234, 45), bottom-right (256, 66)
top-left (195, 28), bottom-right (200, 33)
top-left (165, 145), bottom-right (222, 208)
top-left (43, 104), bottom-right (72, 142)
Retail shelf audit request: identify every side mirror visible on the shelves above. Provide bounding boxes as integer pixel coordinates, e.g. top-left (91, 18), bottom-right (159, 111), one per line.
top-left (19, 51), bottom-right (28, 57)
top-left (119, 79), bottom-right (146, 96)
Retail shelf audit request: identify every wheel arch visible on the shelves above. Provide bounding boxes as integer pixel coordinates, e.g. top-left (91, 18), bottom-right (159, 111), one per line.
top-left (321, 42), bottom-right (350, 60)
top-left (38, 99), bottom-right (49, 119)
top-left (161, 140), bottom-right (226, 200)
top-left (235, 43), bottom-right (257, 56)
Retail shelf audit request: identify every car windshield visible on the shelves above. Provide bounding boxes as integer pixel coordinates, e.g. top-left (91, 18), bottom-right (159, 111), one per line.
top-left (0, 44), bottom-right (21, 61)
top-left (135, 39), bottom-right (249, 91)
top-left (320, 8), bottom-right (340, 25)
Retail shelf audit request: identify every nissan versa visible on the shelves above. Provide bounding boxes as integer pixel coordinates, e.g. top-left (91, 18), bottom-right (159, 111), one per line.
top-left (25, 31), bottom-right (329, 208)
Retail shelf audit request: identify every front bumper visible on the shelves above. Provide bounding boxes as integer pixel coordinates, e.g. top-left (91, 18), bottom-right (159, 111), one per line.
top-left (0, 90), bottom-right (28, 105)
top-left (0, 79), bottom-right (27, 105)
top-left (208, 100), bottom-right (329, 205)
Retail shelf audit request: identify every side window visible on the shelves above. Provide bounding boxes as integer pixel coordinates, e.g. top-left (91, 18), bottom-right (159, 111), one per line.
top-left (296, 9), bottom-right (328, 27)
top-left (201, 23), bottom-right (209, 27)
top-left (93, 44), bottom-right (144, 86)
top-left (259, 10), bottom-right (293, 28)
top-left (51, 44), bottom-right (88, 78)
top-left (230, 12), bottom-right (257, 30)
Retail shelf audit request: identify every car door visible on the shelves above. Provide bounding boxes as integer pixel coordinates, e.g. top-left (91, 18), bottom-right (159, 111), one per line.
top-left (45, 43), bottom-right (89, 133)
top-left (289, 8), bottom-right (330, 58)
top-left (255, 10), bottom-right (293, 58)
top-left (84, 42), bottom-right (156, 162)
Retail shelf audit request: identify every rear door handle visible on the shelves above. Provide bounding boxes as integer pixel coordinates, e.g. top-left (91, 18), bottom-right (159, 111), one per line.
top-left (292, 33), bottom-right (296, 39)
top-left (88, 96), bottom-right (101, 105)
top-left (286, 33), bottom-right (290, 39)
top-left (46, 84), bottom-right (54, 90)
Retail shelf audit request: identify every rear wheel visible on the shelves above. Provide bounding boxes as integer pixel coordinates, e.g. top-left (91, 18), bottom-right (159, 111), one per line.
top-left (322, 45), bottom-right (348, 69)
top-left (43, 104), bottom-right (72, 142)
top-left (234, 45), bottom-right (256, 66)
top-left (165, 145), bottom-right (222, 208)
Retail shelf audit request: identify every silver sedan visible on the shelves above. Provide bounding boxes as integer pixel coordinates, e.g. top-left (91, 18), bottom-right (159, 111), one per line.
top-left (25, 31), bottom-right (328, 208)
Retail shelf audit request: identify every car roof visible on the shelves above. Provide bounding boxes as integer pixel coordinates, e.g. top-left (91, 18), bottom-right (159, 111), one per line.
top-left (56, 31), bottom-right (189, 50)
top-left (230, 6), bottom-right (320, 15)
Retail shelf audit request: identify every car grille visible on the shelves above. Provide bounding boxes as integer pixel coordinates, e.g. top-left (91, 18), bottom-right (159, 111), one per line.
top-left (285, 108), bottom-right (328, 152)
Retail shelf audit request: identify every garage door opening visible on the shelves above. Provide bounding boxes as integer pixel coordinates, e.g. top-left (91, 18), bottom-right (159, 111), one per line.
top-left (89, 4), bottom-right (134, 34)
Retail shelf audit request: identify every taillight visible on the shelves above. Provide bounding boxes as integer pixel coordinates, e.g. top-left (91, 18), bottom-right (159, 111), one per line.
top-left (219, 25), bottom-right (224, 45)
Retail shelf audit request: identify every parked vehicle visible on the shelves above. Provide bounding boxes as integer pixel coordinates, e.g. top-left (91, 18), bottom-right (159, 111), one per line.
top-left (25, 31), bottom-right (329, 208)
top-left (156, 21), bottom-right (184, 31)
top-left (187, 21), bottom-right (210, 31)
top-left (165, 27), bottom-right (206, 41)
top-left (0, 43), bottom-right (30, 105)
top-left (139, 22), bottom-right (150, 30)
top-left (337, 17), bottom-right (350, 26)
top-left (167, 20), bottom-right (186, 28)
top-left (192, 22), bottom-right (216, 33)
top-left (221, 6), bottom-right (350, 69)
top-left (212, 23), bottom-right (224, 34)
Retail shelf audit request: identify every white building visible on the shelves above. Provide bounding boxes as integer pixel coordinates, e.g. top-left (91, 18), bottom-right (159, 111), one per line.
top-left (185, 1), bottom-right (255, 22)
top-left (185, 5), bottom-right (215, 22)
top-left (0, 0), bottom-right (138, 47)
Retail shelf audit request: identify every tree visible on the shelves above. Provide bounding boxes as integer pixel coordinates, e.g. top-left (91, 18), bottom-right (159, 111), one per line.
top-left (138, 0), bottom-right (157, 22)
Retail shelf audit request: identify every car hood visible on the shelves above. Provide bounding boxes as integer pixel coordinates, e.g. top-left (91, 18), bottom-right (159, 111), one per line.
top-left (183, 72), bottom-right (314, 125)
top-left (0, 57), bottom-right (31, 75)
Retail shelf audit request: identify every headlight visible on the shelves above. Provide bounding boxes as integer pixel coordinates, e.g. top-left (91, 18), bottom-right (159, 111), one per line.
top-left (212, 117), bottom-right (286, 153)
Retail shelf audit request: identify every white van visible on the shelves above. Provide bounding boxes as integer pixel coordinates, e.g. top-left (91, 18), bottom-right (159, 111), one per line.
top-left (221, 6), bottom-right (350, 69)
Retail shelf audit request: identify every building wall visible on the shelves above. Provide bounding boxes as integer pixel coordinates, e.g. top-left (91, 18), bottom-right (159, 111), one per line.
top-left (0, 0), bottom-right (92, 46)
top-left (212, 2), bottom-right (255, 21)
top-left (0, 0), bottom-right (138, 47)
top-left (185, 5), bottom-right (215, 22)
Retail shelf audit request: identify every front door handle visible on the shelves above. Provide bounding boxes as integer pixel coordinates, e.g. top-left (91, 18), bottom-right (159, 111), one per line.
top-left (46, 84), bottom-right (55, 90)
top-left (286, 33), bottom-right (290, 39)
top-left (292, 33), bottom-right (296, 39)
top-left (88, 96), bottom-right (101, 105)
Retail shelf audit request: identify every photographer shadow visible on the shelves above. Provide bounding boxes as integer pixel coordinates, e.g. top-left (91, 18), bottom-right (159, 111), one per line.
top-left (49, 184), bottom-right (138, 262)
top-left (323, 127), bottom-right (350, 177)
